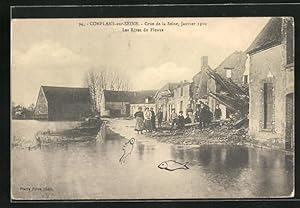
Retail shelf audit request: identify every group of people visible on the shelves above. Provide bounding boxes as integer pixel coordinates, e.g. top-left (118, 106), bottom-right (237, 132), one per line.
top-left (169, 103), bottom-right (223, 130)
top-left (134, 103), bottom-right (223, 133)
top-left (134, 107), bottom-right (159, 134)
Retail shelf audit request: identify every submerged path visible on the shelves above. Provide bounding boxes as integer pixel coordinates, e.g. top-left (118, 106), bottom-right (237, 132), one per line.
top-left (106, 118), bottom-right (164, 145)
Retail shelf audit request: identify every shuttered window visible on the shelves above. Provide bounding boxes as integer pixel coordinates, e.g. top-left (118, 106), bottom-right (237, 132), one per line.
top-left (243, 75), bottom-right (249, 84)
top-left (180, 101), bottom-right (183, 111)
top-left (263, 83), bottom-right (274, 129)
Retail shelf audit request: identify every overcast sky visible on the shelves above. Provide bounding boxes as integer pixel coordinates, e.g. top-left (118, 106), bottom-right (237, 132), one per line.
top-left (12, 17), bottom-right (270, 106)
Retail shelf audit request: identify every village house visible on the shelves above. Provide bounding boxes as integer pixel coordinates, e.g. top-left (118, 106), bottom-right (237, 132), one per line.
top-left (207, 51), bottom-right (248, 119)
top-left (155, 56), bottom-right (211, 121)
top-left (154, 83), bottom-right (179, 121)
top-left (166, 81), bottom-right (192, 118)
top-left (100, 90), bottom-right (156, 117)
top-left (155, 81), bottom-right (193, 121)
top-left (129, 90), bottom-right (157, 116)
top-left (246, 17), bottom-right (294, 150)
top-left (34, 86), bottom-right (91, 120)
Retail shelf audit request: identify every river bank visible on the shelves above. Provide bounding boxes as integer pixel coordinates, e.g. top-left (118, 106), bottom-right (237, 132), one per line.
top-left (107, 118), bottom-right (292, 154)
top-left (12, 119), bottom-right (105, 149)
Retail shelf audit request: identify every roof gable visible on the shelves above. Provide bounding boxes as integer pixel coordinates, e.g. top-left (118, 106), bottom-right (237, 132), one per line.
top-left (246, 17), bottom-right (283, 54)
top-left (214, 51), bottom-right (248, 86)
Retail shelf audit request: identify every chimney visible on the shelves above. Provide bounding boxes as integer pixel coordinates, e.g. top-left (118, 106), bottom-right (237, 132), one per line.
top-left (201, 56), bottom-right (208, 69)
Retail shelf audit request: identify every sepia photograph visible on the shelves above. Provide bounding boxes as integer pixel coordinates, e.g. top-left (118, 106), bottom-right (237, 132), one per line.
top-left (11, 16), bottom-right (294, 200)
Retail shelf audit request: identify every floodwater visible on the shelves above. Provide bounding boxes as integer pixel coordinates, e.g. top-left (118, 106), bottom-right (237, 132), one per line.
top-left (11, 120), bottom-right (294, 200)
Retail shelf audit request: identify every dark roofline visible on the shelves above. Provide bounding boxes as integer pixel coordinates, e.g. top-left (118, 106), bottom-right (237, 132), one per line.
top-left (103, 89), bottom-right (132, 93)
top-left (103, 89), bottom-right (157, 103)
top-left (246, 17), bottom-right (283, 55)
top-left (102, 89), bottom-right (157, 94)
top-left (40, 85), bottom-right (90, 104)
top-left (41, 85), bottom-right (89, 90)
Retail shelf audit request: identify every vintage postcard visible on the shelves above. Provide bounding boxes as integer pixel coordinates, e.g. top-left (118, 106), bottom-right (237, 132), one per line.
top-left (11, 17), bottom-right (294, 200)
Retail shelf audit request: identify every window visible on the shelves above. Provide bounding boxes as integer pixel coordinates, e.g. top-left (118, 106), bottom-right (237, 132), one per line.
top-left (263, 83), bottom-right (274, 129)
top-left (286, 19), bottom-right (294, 65)
top-left (243, 75), bottom-right (248, 84)
top-left (226, 69), bottom-right (232, 78)
top-left (180, 101), bottom-right (183, 111)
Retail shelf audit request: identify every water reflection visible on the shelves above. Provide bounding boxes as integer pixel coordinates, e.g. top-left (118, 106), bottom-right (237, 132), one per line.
top-left (137, 143), bottom-right (145, 160)
top-left (12, 120), bottom-right (294, 199)
top-left (246, 148), bottom-right (294, 197)
top-left (170, 145), bottom-right (251, 192)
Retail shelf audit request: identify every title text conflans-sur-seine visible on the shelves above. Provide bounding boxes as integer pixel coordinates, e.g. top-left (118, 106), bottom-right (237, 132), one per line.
top-left (86, 21), bottom-right (205, 27)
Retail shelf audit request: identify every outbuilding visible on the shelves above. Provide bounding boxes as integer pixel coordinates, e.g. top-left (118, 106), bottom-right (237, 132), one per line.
top-left (34, 86), bottom-right (91, 120)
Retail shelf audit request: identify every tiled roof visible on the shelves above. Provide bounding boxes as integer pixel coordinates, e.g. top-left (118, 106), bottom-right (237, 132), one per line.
top-left (131, 90), bottom-right (157, 104)
top-left (41, 86), bottom-right (90, 104)
top-left (246, 17), bottom-right (283, 54)
top-left (103, 90), bottom-right (135, 102)
top-left (103, 90), bottom-right (156, 104)
top-left (214, 51), bottom-right (248, 86)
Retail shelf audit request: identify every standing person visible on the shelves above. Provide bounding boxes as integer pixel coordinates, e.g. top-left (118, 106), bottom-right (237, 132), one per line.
top-left (144, 107), bottom-right (153, 132)
top-left (194, 106), bottom-right (200, 123)
top-left (150, 107), bottom-right (156, 131)
top-left (134, 107), bottom-right (144, 134)
top-left (205, 105), bottom-right (213, 127)
top-left (157, 107), bottom-right (163, 128)
top-left (188, 111), bottom-right (195, 124)
top-left (215, 104), bottom-right (222, 120)
top-left (198, 103), bottom-right (206, 129)
top-left (186, 104), bottom-right (193, 117)
top-left (178, 111), bottom-right (185, 129)
top-left (170, 108), bottom-right (178, 131)
top-left (184, 113), bottom-right (192, 124)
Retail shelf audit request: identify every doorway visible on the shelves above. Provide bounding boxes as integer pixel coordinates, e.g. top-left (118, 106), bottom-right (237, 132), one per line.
top-left (125, 104), bottom-right (130, 116)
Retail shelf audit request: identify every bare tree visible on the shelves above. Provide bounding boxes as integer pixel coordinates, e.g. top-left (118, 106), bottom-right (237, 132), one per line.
top-left (84, 69), bottom-right (100, 113)
top-left (84, 66), bottom-right (131, 114)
